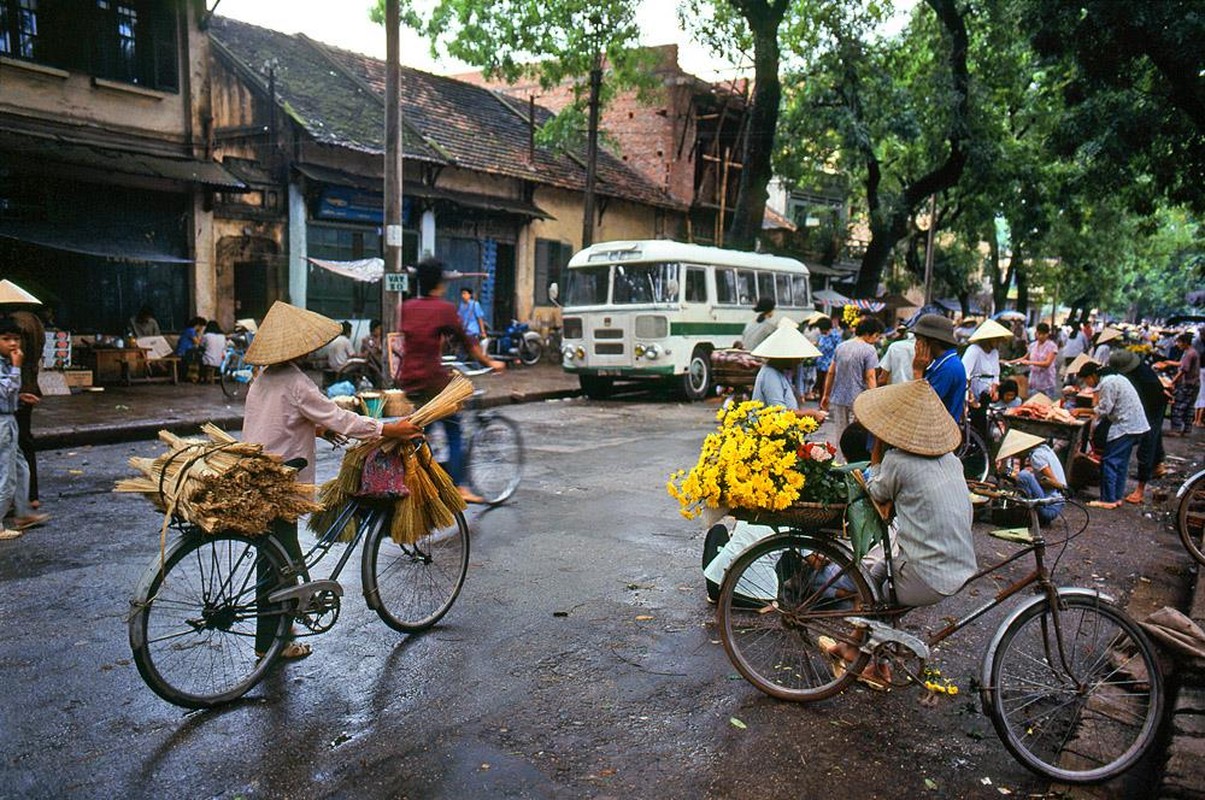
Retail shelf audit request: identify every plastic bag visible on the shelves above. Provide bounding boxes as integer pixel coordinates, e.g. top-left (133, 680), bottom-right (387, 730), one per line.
top-left (326, 380), bottom-right (356, 399)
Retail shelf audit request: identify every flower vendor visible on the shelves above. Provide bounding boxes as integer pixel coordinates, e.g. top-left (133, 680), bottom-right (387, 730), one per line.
top-left (750, 323), bottom-right (828, 426)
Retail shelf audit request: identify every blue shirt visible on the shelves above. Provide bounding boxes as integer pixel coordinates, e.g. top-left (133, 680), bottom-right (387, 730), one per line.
top-left (924, 348), bottom-right (966, 423)
top-left (458, 300), bottom-right (486, 337)
top-left (816, 331), bottom-right (842, 373)
top-left (0, 357), bottom-right (20, 413)
top-left (176, 326), bottom-right (198, 356)
top-left (752, 365), bottom-right (798, 410)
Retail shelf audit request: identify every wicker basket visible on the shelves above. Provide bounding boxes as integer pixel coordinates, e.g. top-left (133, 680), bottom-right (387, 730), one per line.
top-left (732, 501), bottom-right (847, 528)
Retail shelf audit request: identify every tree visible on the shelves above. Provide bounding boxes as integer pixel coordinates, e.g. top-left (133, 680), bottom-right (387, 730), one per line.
top-left (373, 0), bottom-right (650, 246)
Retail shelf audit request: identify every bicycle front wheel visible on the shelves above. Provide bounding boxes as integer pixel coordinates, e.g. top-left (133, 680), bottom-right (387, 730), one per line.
top-left (128, 532), bottom-right (291, 708)
top-left (985, 595), bottom-right (1163, 784)
top-left (466, 414), bottom-right (524, 505)
top-left (363, 510), bottom-right (469, 633)
top-left (1177, 474), bottom-right (1205, 565)
top-left (717, 534), bottom-right (875, 702)
top-left (958, 427), bottom-right (991, 481)
top-left (220, 360), bottom-right (252, 400)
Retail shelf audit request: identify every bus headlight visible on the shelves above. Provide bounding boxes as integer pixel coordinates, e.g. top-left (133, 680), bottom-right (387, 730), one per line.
top-left (574, 346), bottom-right (586, 360)
top-left (634, 344), bottom-right (646, 357)
top-left (644, 344), bottom-right (661, 359)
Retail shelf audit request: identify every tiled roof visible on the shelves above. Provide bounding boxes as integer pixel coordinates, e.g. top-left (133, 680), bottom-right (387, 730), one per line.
top-left (210, 17), bottom-right (682, 210)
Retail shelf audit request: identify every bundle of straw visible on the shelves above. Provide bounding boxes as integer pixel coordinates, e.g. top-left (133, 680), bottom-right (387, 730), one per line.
top-left (310, 375), bottom-right (472, 544)
top-left (115, 423), bottom-right (322, 535)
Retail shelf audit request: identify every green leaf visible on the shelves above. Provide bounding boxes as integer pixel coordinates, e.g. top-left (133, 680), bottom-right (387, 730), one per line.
top-left (729, 716), bottom-right (747, 729)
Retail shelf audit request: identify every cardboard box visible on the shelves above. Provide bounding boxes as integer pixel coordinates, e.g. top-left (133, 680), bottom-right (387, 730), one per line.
top-left (62, 370), bottom-right (93, 388)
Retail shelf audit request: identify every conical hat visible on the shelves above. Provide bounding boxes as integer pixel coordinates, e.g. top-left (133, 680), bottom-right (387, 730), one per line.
top-left (1095, 326), bottom-right (1123, 345)
top-left (751, 324), bottom-right (822, 360)
top-left (852, 381), bottom-right (961, 456)
top-left (996, 429), bottom-right (1046, 462)
top-left (0, 279), bottom-right (41, 305)
top-left (1065, 353), bottom-right (1098, 375)
top-left (243, 301), bottom-right (341, 366)
top-left (802, 310), bottom-right (828, 325)
top-left (235, 318), bottom-right (259, 334)
top-left (1027, 392), bottom-right (1054, 407)
top-left (775, 315), bottom-right (799, 329)
top-left (968, 318), bottom-right (1013, 343)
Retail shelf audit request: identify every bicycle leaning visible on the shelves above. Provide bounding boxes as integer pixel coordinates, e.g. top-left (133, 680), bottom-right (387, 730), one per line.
top-left (218, 328), bottom-right (256, 400)
top-left (127, 449), bottom-right (470, 709)
top-left (715, 483), bottom-right (1163, 785)
top-left (1175, 466), bottom-right (1205, 565)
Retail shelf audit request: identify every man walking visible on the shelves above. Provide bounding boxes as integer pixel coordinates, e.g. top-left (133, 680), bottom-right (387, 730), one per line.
top-left (821, 317), bottom-right (884, 443)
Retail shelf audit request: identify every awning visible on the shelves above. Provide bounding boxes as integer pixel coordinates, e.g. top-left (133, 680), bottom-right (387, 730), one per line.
top-left (0, 219), bottom-right (192, 264)
top-left (938, 297), bottom-right (984, 315)
top-left (306, 257), bottom-right (488, 282)
top-left (762, 204), bottom-right (797, 232)
top-left (814, 288), bottom-right (852, 306)
top-left (295, 163), bottom-right (552, 219)
top-left (0, 128), bottom-right (245, 189)
top-left (848, 299), bottom-right (885, 312)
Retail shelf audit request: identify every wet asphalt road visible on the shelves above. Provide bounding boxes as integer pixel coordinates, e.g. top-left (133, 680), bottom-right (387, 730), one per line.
top-left (0, 396), bottom-right (1192, 799)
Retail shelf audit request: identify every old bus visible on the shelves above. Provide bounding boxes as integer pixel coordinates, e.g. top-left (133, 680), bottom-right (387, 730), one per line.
top-left (557, 240), bottom-right (812, 400)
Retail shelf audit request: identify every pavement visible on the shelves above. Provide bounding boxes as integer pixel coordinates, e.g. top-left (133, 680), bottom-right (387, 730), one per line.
top-left (21, 364), bottom-right (1205, 797)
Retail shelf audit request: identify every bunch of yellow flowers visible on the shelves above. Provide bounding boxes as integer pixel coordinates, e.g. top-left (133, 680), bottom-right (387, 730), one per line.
top-left (842, 304), bottom-right (860, 327)
top-left (922, 666), bottom-right (959, 696)
top-left (667, 400), bottom-right (820, 519)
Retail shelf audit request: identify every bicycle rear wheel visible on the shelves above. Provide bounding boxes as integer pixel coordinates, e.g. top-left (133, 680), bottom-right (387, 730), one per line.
top-left (363, 510), bottom-right (469, 633)
top-left (220, 359), bottom-right (253, 400)
top-left (128, 531), bottom-right (291, 708)
top-left (717, 534), bottom-right (875, 702)
top-left (466, 413), bottom-right (524, 505)
top-left (1177, 473), bottom-right (1205, 565)
top-left (984, 594), bottom-right (1162, 784)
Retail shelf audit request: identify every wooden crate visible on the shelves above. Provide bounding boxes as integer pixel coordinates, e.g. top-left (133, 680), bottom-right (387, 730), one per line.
top-left (62, 370), bottom-right (93, 388)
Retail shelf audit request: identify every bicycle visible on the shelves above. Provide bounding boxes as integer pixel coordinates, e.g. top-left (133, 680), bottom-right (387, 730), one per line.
top-left (1176, 467), bottom-right (1205, 564)
top-left (421, 358), bottom-right (525, 505)
top-left (958, 373), bottom-right (997, 481)
top-left (219, 330), bottom-right (255, 400)
top-left (715, 484), bottom-right (1163, 784)
top-left (127, 451), bottom-right (470, 709)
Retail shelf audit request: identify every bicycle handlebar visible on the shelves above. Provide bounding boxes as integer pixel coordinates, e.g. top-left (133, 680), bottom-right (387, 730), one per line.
top-left (967, 481), bottom-right (1062, 507)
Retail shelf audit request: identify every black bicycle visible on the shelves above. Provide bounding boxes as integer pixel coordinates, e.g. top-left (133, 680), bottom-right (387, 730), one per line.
top-left (128, 464), bottom-right (469, 709)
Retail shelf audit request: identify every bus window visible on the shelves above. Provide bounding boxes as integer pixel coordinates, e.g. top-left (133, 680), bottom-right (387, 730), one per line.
top-left (716, 268), bottom-right (738, 304)
top-left (565, 265), bottom-right (610, 305)
top-left (685, 267), bottom-right (707, 303)
top-left (736, 270), bottom-right (757, 305)
top-left (792, 275), bottom-right (810, 307)
top-left (776, 273), bottom-right (793, 306)
top-left (757, 272), bottom-right (775, 304)
top-left (613, 262), bottom-right (679, 304)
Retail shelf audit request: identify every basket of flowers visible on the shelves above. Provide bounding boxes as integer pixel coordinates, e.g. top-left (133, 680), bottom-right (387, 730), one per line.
top-left (667, 400), bottom-right (847, 527)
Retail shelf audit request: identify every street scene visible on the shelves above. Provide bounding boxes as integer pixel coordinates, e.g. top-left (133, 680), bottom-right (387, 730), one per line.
top-left (1, 0), bottom-right (1204, 798)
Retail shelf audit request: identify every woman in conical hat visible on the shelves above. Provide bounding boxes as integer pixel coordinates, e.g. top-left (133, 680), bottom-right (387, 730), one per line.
top-left (995, 429), bottom-right (1066, 525)
top-left (243, 301), bottom-right (420, 660)
top-left (749, 324), bottom-right (826, 424)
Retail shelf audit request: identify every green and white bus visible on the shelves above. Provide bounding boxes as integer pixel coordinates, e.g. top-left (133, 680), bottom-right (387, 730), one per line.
top-left (557, 240), bottom-right (812, 400)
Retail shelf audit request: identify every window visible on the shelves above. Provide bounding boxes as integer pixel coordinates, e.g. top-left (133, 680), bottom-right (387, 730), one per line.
top-left (613, 262), bottom-right (678, 305)
top-left (756, 271), bottom-right (774, 305)
top-left (564, 265), bottom-right (609, 306)
top-left (715, 268), bottom-right (738, 305)
top-left (792, 275), bottom-right (810, 306)
top-left (685, 267), bottom-right (706, 303)
top-left (775, 273), bottom-right (793, 307)
top-left (735, 269), bottom-right (756, 306)
top-left (0, 0), bottom-right (178, 92)
top-left (534, 238), bottom-right (573, 305)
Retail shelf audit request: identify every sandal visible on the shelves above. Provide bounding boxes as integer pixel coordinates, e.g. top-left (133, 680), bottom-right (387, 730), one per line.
top-left (1087, 500), bottom-right (1121, 509)
top-left (11, 513), bottom-right (49, 530)
top-left (257, 642), bottom-right (313, 661)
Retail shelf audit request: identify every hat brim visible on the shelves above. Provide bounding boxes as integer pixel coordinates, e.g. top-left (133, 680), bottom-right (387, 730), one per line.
top-left (852, 381), bottom-right (961, 456)
top-left (244, 302), bottom-right (342, 366)
top-left (996, 429), bottom-right (1045, 461)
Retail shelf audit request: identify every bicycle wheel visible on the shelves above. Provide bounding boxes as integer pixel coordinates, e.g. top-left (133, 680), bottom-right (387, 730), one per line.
top-left (128, 531), bottom-right (291, 708)
top-left (958, 427), bottom-right (991, 481)
top-left (518, 338), bottom-right (542, 366)
top-left (717, 534), bottom-right (876, 702)
top-left (985, 594), bottom-right (1163, 784)
top-left (220, 358), bottom-right (252, 400)
top-left (465, 413), bottom-right (524, 505)
top-left (363, 510), bottom-right (469, 633)
top-left (1177, 474), bottom-right (1205, 565)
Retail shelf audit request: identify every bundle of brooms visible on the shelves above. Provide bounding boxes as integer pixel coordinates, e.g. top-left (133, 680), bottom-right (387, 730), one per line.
top-left (309, 373), bottom-right (472, 545)
top-left (114, 423), bottom-right (322, 535)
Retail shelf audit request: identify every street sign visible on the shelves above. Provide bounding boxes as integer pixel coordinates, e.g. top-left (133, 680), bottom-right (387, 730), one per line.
top-left (384, 272), bottom-right (408, 293)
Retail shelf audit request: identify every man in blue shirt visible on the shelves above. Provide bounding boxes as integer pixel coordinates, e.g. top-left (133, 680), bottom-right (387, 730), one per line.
top-left (457, 288), bottom-right (487, 340)
top-left (913, 313), bottom-right (966, 423)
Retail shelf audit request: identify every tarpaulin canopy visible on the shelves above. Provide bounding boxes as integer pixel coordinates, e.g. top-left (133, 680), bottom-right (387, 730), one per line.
top-left (306, 257), bottom-right (487, 282)
top-left (813, 288), bottom-right (852, 306)
top-left (0, 219), bottom-right (192, 264)
top-left (848, 299), bottom-right (886, 312)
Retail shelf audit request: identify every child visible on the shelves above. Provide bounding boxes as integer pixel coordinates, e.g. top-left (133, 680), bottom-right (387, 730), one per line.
top-left (993, 379), bottom-right (1022, 410)
top-left (0, 317), bottom-right (48, 539)
top-left (996, 429), bottom-right (1066, 525)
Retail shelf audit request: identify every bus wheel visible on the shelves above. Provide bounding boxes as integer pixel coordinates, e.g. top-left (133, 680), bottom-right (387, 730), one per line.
top-left (580, 375), bottom-right (613, 400)
top-left (680, 348), bottom-right (712, 401)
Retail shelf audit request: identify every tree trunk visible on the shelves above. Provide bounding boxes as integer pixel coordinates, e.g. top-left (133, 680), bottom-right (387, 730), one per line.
top-left (989, 232), bottom-right (1013, 311)
top-left (1015, 248), bottom-right (1029, 314)
top-left (726, 0), bottom-right (787, 251)
top-left (853, 0), bottom-right (970, 298)
top-left (581, 55), bottom-right (603, 248)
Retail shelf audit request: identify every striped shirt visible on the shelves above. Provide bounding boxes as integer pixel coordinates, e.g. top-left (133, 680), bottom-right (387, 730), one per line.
top-left (1095, 374), bottom-right (1150, 441)
top-left (866, 449), bottom-right (976, 596)
top-left (0, 358), bottom-right (20, 414)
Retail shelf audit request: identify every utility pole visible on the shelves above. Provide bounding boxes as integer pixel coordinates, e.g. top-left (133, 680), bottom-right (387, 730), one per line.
top-left (923, 193), bottom-right (937, 306)
top-left (581, 47), bottom-right (602, 249)
top-left (382, 0), bottom-right (403, 384)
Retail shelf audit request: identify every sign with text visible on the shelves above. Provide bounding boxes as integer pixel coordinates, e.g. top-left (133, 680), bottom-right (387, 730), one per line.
top-left (384, 272), bottom-right (408, 293)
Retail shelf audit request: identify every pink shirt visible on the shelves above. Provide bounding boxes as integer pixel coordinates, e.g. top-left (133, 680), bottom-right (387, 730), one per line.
top-left (1027, 338), bottom-right (1059, 394)
top-left (242, 363), bottom-right (383, 484)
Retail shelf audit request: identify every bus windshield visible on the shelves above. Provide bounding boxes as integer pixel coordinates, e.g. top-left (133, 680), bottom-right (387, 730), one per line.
top-left (564, 265), bottom-right (610, 305)
top-left (612, 262), bottom-right (679, 305)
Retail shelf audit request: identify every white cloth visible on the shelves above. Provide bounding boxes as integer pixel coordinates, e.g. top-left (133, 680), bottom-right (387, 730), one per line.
top-left (1095, 374), bottom-right (1151, 441)
top-left (327, 335), bottom-right (356, 370)
top-left (242, 363), bottom-right (383, 484)
top-left (878, 337), bottom-right (915, 385)
top-left (201, 332), bottom-right (226, 368)
top-left (702, 521), bottom-right (779, 599)
top-left (961, 343), bottom-right (1000, 398)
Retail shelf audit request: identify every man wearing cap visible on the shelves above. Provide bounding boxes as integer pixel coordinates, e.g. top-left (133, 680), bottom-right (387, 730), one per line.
top-left (398, 258), bottom-right (505, 504)
top-left (1110, 350), bottom-right (1169, 504)
top-left (243, 301), bottom-right (423, 659)
top-left (911, 313), bottom-right (966, 423)
top-left (1074, 361), bottom-right (1149, 509)
top-left (996, 430), bottom-right (1065, 525)
top-left (740, 297), bottom-right (776, 352)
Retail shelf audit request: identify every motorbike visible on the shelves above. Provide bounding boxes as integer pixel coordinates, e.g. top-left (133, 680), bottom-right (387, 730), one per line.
top-left (485, 320), bottom-right (543, 366)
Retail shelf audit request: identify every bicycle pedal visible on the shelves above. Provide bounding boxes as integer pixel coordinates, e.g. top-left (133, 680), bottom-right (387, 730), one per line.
top-left (269, 580), bottom-right (344, 605)
top-left (847, 616), bottom-right (930, 660)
